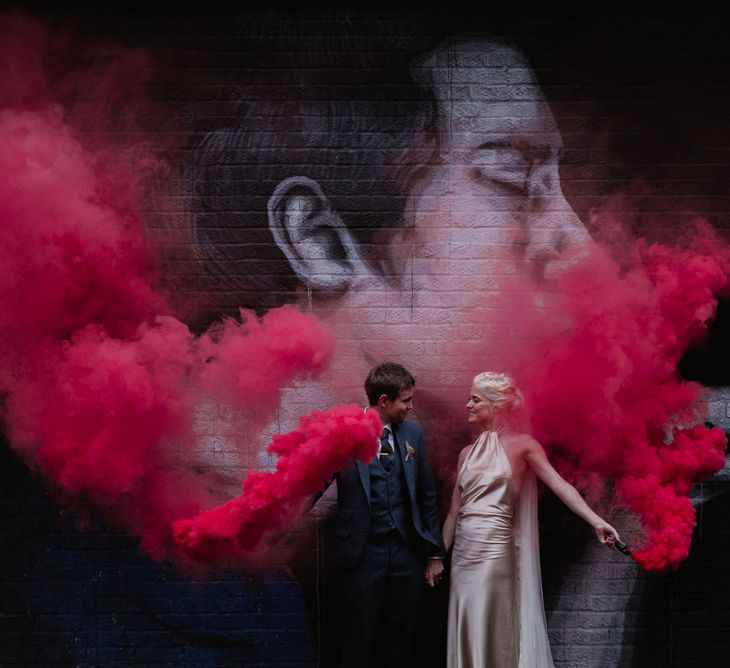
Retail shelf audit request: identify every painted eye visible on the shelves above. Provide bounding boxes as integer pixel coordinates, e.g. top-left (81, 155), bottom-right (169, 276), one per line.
top-left (468, 147), bottom-right (530, 196)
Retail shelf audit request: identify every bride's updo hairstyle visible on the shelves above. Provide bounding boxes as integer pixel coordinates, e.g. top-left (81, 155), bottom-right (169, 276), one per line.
top-left (473, 372), bottom-right (523, 413)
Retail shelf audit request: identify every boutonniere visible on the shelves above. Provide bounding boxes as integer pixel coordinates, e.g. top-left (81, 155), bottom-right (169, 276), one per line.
top-left (405, 442), bottom-right (417, 462)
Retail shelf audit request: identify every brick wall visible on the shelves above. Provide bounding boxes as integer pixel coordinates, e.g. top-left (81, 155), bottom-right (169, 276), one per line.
top-left (2, 8), bottom-right (730, 667)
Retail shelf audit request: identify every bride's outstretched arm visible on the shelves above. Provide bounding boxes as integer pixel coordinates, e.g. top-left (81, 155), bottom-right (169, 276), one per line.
top-left (524, 437), bottom-right (620, 546)
top-left (442, 446), bottom-right (469, 552)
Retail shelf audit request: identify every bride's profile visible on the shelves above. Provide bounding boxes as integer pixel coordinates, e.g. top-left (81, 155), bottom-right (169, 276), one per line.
top-left (443, 372), bottom-right (621, 668)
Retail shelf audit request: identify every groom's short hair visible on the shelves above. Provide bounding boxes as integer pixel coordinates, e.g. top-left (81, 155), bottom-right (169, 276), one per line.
top-left (365, 362), bottom-right (416, 406)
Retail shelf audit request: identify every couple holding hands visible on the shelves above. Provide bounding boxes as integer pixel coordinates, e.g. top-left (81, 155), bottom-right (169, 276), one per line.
top-left (331, 362), bottom-right (620, 668)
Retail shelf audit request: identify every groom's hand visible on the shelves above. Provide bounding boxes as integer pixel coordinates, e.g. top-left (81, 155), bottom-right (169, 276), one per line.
top-left (424, 558), bottom-right (444, 587)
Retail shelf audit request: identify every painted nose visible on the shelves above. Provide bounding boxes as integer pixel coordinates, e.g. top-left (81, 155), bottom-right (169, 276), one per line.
top-left (518, 162), bottom-right (590, 283)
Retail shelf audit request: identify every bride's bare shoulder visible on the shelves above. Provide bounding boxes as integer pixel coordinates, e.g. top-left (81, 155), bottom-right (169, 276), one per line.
top-left (503, 431), bottom-right (540, 453)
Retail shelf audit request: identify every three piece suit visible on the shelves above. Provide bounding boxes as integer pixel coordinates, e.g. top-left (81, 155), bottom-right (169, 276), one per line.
top-left (334, 418), bottom-right (444, 668)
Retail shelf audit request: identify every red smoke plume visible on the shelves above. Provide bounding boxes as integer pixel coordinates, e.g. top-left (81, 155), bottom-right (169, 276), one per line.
top-left (0, 13), bottom-right (333, 560)
top-left (522, 217), bottom-right (729, 572)
top-left (174, 406), bottom-right (381, 560)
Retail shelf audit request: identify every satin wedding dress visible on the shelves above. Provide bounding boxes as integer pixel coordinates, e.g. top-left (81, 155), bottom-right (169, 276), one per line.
top-left (447, 430), bottom-right (554, 668)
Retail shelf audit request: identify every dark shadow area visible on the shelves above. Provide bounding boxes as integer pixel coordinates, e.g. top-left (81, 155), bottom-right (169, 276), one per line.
top-left (680, 299), bottom-right (730, 386)
top-left (619, 478), bottom-right (730, 667)
top-left (0, 439), bottom-right (316, 667)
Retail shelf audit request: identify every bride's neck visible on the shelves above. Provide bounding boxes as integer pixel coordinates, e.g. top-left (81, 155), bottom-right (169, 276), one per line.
top-left (482, 415), bottom-right (512, 434)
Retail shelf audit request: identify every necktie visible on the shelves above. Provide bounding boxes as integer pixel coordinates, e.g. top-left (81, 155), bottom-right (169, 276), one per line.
top-left (380, 427), bottom-right (394, 471)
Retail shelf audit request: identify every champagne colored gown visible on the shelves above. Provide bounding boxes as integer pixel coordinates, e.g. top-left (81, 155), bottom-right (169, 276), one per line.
top-left (447, 430), bottom-right (554, 668)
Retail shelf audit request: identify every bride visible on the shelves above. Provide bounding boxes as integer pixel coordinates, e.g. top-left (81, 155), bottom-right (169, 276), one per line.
top-left (443, 372), bottom-right (620, 668)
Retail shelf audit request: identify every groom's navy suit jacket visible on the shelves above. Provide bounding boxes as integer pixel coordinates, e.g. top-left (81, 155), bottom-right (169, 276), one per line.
top-left (334, 418), bottom-right (445, 567)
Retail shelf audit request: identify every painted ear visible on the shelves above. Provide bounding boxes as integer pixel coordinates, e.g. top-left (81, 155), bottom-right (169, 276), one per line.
top-left (268, 176), bottom-right (361, 292)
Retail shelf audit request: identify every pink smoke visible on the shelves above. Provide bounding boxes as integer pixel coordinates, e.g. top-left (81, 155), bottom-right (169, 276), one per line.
top-left (0, 13), bottom-right (334, 561)
top-left (521, 216), bottom-right (729, 572)
top-left (174, 406), bottom-right (381, 561)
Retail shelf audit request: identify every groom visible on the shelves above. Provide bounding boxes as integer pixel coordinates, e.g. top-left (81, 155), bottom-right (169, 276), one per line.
top-left (333, 362), bottom-right (445, 668)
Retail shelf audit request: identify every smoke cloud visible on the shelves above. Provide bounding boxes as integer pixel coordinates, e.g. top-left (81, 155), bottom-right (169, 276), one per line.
top-left (520, 214), bottom-right (729, 572)
top-left (174, 406), bottom-right (381, 560)
top-left (0, 12), bottom-right (334, 561)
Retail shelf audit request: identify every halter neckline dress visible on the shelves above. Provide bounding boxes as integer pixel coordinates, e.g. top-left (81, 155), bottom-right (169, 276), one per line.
top-left (447, 430), bottom-right (554, 668)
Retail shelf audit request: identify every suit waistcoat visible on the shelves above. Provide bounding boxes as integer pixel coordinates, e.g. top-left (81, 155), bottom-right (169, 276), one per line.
top-left (368, 442), bottom-right (412, 540)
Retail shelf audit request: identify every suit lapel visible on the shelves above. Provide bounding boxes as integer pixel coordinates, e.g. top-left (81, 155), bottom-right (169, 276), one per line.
top-left (393, 422), bottom-right (416, 499)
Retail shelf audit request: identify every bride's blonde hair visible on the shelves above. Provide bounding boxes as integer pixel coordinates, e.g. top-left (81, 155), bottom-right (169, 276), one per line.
top-left (473, 372), bottom-right (523, 413)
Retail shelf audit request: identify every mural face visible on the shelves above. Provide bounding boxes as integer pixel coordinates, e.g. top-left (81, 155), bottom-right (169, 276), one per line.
top-left (307, 39), bottom-right (588, 365)
top-left (190, 36), bottom-right (591, 464)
